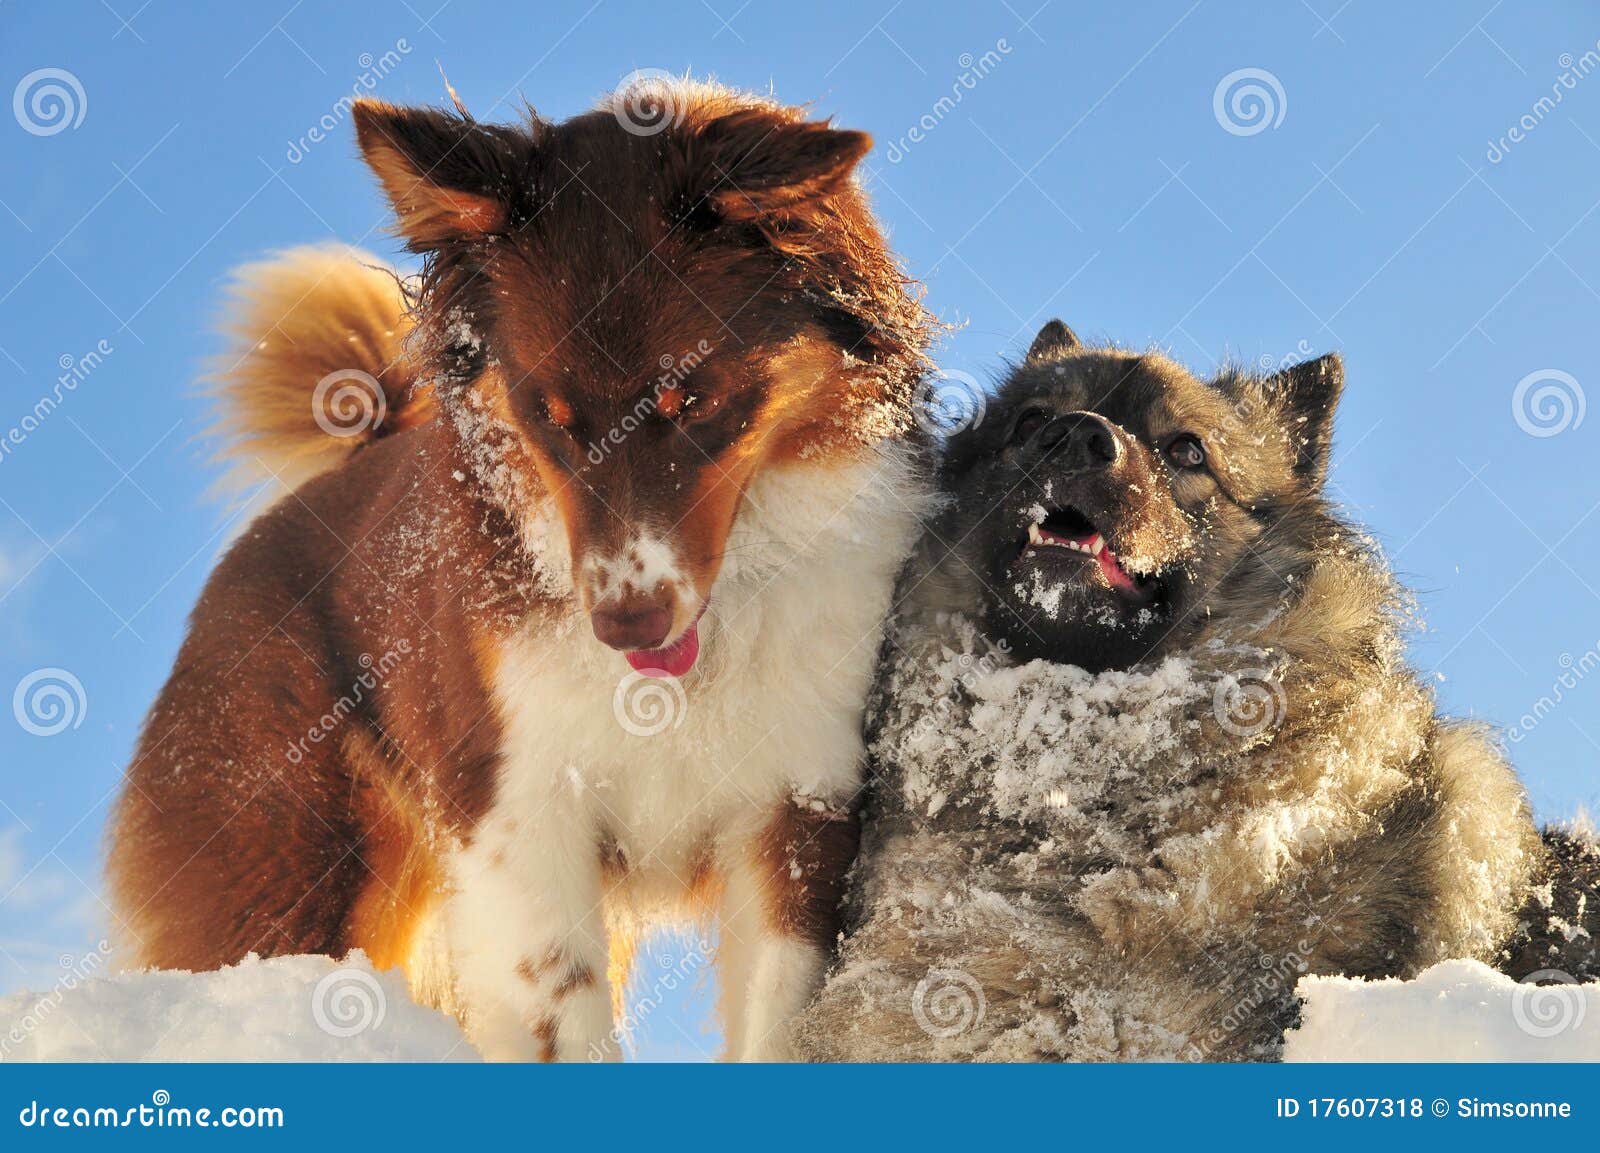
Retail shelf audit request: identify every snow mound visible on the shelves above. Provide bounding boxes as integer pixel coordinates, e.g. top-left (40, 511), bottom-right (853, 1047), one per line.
top-left (1286, 959), bottom-right (1600, 1062)
top-left (0, 952), bottom-right (476, 1062)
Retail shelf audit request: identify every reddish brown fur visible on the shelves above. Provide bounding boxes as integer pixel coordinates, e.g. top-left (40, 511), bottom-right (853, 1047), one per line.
top-left (532, 1017), bottom-right (559, 1063)
top-left (108, 82), bottom-right (931, 1026)
top-left (205, 246), bottom-right (429, 495)
top-left (553, 965), bottom-right (596, 1000)
top-left (755, 801), bottom-right (861, 949)
top-left (340, 729), bottom-right (443, 971)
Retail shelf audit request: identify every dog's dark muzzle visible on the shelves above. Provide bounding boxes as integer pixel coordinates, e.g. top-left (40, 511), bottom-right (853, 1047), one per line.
top-left (1023, 411), bottom-right (1128, 473)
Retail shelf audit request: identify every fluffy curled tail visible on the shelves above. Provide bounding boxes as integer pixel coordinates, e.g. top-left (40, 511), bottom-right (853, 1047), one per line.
top-left (206, 244), bottom-right (431, 494)
top-left (1501, 822), bottom-right (1600, 983)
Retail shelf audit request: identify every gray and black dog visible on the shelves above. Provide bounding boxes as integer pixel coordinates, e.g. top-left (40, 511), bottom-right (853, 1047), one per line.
top-left (794, 321), bottom-right (1599, 1061)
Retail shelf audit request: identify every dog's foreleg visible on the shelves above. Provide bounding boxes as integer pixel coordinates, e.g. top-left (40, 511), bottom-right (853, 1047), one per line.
top-left (715, 867), bottom-right (763, 1061)
top-left (447, 823), bottom-right (616, 1062)
top-left (725, 798), bottom-right (858, 1062)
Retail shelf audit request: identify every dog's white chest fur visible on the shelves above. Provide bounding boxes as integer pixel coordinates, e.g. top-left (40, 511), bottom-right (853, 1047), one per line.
top-left (432, 444), bottom-right (925, 1058)
top-left (497, 445), bottom-right (920, 848)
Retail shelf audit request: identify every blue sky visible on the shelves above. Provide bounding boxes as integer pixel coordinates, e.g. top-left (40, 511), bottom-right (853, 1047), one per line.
top-left (2, 1), bottom-right (1597, 1060)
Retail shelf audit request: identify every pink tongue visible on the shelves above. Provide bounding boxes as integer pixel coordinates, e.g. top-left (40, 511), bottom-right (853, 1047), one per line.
top-left (626, 620), bottom-right (700, 678)
top-left (1093, 540), bottom-right (1138, 592)
top-left (1038, 525), bottom-right (1140, 594)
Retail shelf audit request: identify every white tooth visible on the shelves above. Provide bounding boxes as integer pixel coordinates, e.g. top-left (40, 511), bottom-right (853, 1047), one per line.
top-left (1028, 523), bottom-right (1045, 545)
top-left (1089, 535), bottom-right (1105, 557)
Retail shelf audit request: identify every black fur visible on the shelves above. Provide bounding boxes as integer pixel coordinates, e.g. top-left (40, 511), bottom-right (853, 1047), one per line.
top-left (1502, 828), bottom-right (1600, 982)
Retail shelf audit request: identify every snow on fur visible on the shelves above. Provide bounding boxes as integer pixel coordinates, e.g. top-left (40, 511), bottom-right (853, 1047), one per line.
top-left (886, 615), bottom-right (1220, 838)
top-left (0, 952), bottom-right (475, 1062)
top-left (1286, 959), bottom-right (1600, 1062)
top-left (795, 584), bottom-right (1544, 1062)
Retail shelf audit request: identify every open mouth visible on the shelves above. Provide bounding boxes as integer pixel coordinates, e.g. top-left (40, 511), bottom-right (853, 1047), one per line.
top-left (1017, 506), bottom-right (1152, 599)
top-left (624, 604), bottom-right (706, 678)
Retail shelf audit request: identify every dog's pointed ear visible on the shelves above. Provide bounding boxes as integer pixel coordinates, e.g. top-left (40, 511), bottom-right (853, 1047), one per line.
top-left (353, 100), bottom-right (530, 248)
top-left (1025, 319), bottom-right (1080, 363)
top-left (691, 107), bottom-right (872, 220)
top-left (1266, 352), bottom-right (1343, 485)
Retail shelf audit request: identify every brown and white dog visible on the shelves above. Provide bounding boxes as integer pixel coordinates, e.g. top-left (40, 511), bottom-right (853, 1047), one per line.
top-left (108, 79), bottom-right (933, 1061)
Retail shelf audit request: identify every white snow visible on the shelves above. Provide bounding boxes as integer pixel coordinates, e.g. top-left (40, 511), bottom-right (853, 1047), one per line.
top-left (4, 948), bottom-right (1596, 1062)
top-left (0, 952), bottom-right (476, 1062)
top-left (1285, 959), bottom-right (1600, 1062)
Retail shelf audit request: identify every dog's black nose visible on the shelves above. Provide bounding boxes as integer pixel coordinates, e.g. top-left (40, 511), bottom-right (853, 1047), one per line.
top-left (1033, 412), bottom-right (1122, 470)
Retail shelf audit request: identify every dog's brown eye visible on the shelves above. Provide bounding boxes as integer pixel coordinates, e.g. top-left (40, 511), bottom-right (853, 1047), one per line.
top-left (682, 393), bottom-right (721, 421)
top-left (542, 395), bottom-right (579, 435)
top-left (658, 385), bottom-right (722, 423)
top-left (1165, 434), bottom-right (1206, 469)
top-left (657, 386), bottom-right (688, 419)
top-left (1011, 408), bottom-right (1049, 446)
